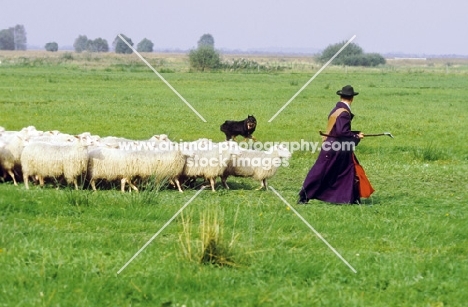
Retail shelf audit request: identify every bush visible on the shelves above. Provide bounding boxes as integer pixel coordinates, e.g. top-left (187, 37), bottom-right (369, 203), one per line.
top-left (189, 46), bottom-right (221, 71)
top-left (61, 52), bottom-right (74, 61)
top-left (45, 42), bottom-right (58, 52)
top-left (319, 41), bottom-right (363, 63)
top-left (221, 58), bottom-right (288, 72)
top-left (319, 41), bottom-right (386, 67)
top-left (339, 53), bottom-right (386, 67)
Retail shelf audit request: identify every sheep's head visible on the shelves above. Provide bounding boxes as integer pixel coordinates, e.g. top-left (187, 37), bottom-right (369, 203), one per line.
top-left (19, 126), bottom-right (43, 138)
top-left (73, 135), bottom-right (94, 147)
top-left (44, 130), bottom-right (61, 136)
top-left (150, 134), bottom-right (170, 142)
top-left (218, 140), bottom-right (242, 157)
top-left (270, 144), bottom-right (292, 159)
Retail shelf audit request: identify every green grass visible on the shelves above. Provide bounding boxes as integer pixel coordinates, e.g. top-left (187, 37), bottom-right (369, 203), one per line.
top-left (1, 52), bottom-right (468, 306)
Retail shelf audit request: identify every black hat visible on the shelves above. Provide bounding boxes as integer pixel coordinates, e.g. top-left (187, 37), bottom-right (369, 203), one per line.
top-left (336, 85), bottom-right (359, 97)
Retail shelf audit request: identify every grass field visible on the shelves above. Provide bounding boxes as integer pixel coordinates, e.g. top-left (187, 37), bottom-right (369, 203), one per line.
top-left (1, 51), bottom-right (468, 306)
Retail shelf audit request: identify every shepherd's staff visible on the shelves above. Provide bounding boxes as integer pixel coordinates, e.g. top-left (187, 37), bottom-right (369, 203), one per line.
top-left (319, 131), bottom-right (394, 138)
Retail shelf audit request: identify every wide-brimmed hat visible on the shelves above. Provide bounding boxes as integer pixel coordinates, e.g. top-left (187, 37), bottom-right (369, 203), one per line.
top-left (336, 85), bottom-right (359, 97)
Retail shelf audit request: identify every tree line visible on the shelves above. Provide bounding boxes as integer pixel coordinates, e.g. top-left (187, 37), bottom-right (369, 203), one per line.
top-left (0, 25), bottom-right (153, 54)
top-left (72, 34), bottom-right (154, 54)
top-left (0, 25), bottom-right (385, 68)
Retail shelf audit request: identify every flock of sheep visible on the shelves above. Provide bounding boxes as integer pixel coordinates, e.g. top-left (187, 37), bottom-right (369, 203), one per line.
top-left (0, 126), bottom-right (292, 193)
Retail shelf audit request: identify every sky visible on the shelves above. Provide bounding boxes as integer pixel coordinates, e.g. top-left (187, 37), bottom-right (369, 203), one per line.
top-left (1, 0), bottom-right (467, 56)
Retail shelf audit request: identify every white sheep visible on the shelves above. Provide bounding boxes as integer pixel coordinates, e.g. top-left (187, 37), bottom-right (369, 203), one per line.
top-left (221, 144), bottom-right (291, 190)
top-left (21, 136), bottom-right (90, 190)
top-left (0, 127), bottom-right (43, 185)
top-left (132, 148), bottom-right (191, 193)
top-left (87, 146), bottom-right (191, 193)
top-left (0, 135), bottom-right (21, 185)
top-left (182, 140), bottom-right (241, 192)
top-left (87, 146), bottom-right (140, 192)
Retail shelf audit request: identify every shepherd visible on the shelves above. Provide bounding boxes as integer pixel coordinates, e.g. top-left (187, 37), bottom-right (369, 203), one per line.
top-left (298, 85), bottom-right (374, 205)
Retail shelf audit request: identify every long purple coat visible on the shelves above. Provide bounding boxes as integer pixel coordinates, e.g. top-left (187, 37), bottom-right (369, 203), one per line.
top-left (299, 102), bottom-right (362, 204)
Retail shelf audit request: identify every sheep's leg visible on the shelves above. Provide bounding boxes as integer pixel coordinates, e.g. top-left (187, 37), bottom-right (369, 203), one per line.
top-left (120, 178), bottom-right (126, 193)
top-left (128, 181), bottom-right (138, 192)
top-left (173, 178), bottom-right (183, 193)
top-left (38, 176), bottom-right (45, 187)
top-left (169, 179), bottom-right (176, 188)
top-left (209, 177), bottom-right (216, 192)
top-left (221, 176), bottom-right (230, 190)
top-left (256, 179), bottom-right (267, 191)
top-left (121, 178), bottom-right (138, 193)
top-left (128, 180), bottom-right (139, 192)
top-left (7, 170), bottom-right (17, 186)
top-left (91, 179), bottom-right (97, 191)
top-left (23, 173), bottom-right (29, 190)
top-left (73, 178), bottom-right (79, 190)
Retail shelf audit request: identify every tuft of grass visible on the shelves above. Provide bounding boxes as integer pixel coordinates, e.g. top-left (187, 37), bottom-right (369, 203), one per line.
top-left (413, 142), bottom-right (448, 161)
top-left (179, 206), bottom-right (241, 268)
top-left (289, 80), bottom-right (299, 86)
top-left (199, 210), bottom-right (234, 267)
top-left (63, 188), bottom-right (93, 207)
top-left (125, 176), bottom-right (166, 206)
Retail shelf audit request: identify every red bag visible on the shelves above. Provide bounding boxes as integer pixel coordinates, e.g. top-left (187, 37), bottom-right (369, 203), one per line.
top-left (352, 155), bottom-right (374, 198)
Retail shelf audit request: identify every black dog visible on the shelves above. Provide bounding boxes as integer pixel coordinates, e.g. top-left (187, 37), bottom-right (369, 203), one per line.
top-left (220, 115), bottom-right (257, 141)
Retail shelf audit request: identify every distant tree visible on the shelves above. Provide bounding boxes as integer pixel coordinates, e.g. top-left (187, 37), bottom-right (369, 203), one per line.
top-left (319, 41), bottom-right (385, 67)
top-left (0, 29), bottom-right (14, 50)
top-left (86, 40), bottom-right (97, 52)
top-left (197, 33), bottom-right (215, 48)
top-left (93, 38), bottom-right (109, 52)
top-left (45, 42), bottom-right (58, 52)
top-left (113, 34), bottom-right (133, 54)
top-left (13, 24), bottom-right (27, 50)
top-left (189, 45), bottom-right (221, 71)
top-left (0, 24), bottom-right (27, 50)
top-left (137, 38), bottom-right (154, 52)
top-left (73, 35), bottom-right (88, 53)
top-left (87, 38), bottom-right (109, 52)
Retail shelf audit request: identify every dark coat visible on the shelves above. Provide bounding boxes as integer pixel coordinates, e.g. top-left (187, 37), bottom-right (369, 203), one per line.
top-left (299, 102), bottom-right (362, 204)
